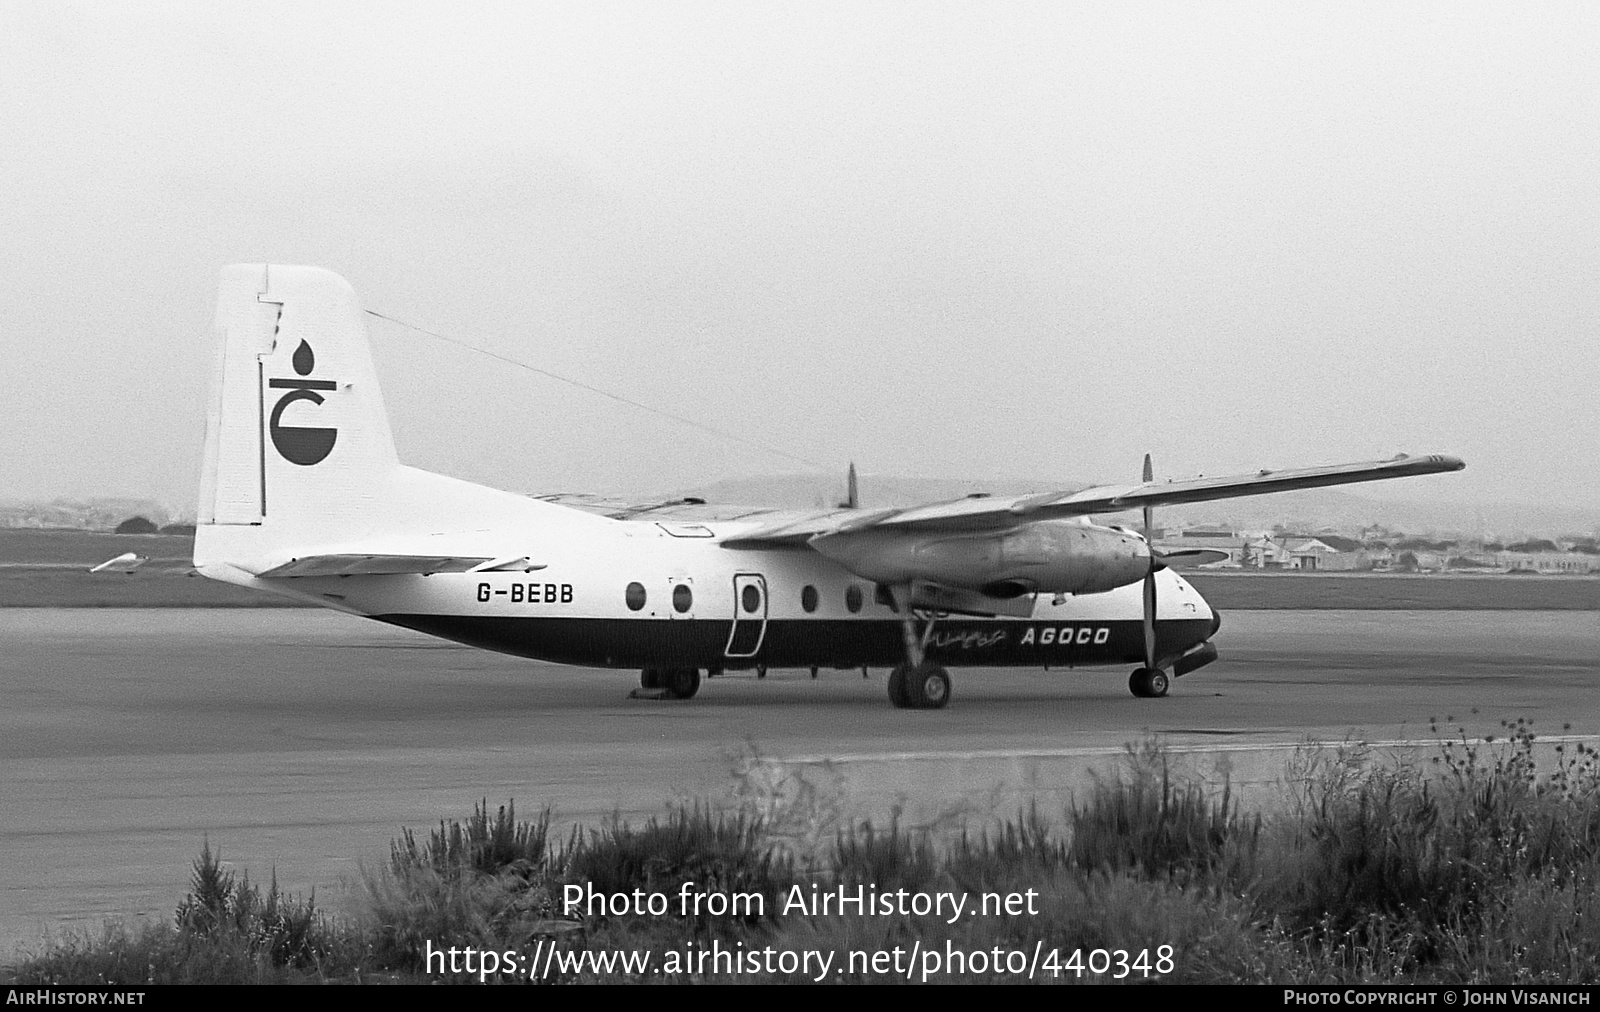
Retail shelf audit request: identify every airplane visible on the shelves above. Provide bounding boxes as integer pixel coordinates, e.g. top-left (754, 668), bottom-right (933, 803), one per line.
top-left (185, 264), bottom-right (1464, 709)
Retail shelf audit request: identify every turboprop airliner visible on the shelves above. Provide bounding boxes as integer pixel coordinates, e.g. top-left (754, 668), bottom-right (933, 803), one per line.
top-left (185, 264), bottom-right (1464, 709)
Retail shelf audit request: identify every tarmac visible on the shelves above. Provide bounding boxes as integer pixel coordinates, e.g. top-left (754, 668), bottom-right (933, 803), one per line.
top-left (3, 606), bottom-right (1598, 956)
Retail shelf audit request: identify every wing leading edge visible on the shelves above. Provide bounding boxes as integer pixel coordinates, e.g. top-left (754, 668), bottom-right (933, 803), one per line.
top-left (721, 453), bottom-right (1464, 547)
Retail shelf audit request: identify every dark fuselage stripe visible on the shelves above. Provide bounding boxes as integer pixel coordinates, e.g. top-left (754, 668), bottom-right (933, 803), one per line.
top-left (370, 614), bottom-right (1217, 670)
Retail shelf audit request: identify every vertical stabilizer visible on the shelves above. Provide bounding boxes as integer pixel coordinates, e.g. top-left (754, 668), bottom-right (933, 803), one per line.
top-left (197, 264), bottom-right (400, 550)
top-left (195, 264), bottom-right (612, 586)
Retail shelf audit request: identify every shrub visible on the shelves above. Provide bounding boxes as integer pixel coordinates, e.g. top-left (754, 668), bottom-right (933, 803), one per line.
top-left (1067, 742), bottom-right (1259, 881)
top-left (558, 804), bottom-right (794, 932)
top-left (945, 803), bottom-right (1067, 890)
top-left (830, 814), bottom-right (939, 892)
top-left (389, 799), bottom-right (550, 880)
top-left (363, 800), bottom-right (560, 971)
top-left (172, 839), bottom-right (335, 971)
top-left (13, 840), bottom-right (353, 984)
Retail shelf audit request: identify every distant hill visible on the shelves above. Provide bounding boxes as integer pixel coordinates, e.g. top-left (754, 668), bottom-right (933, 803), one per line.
top-left (0, 497), bottom-right (186, 531)
top-left (1157, 489), bottom-right (1600, 540)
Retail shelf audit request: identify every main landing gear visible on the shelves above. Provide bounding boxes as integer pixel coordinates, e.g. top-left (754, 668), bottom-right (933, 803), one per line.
top-left (639, 667), bottom-right (701, 700)
top-left (885, 585), bottom-right (951, 710)
top-left (1128, 667), bottom-right (1170, 699)
top-left (888, 662), bottom-right (951, 709)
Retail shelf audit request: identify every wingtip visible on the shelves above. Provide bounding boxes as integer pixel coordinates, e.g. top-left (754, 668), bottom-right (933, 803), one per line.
top-left (1396, 452), bottom-right (1466, 472)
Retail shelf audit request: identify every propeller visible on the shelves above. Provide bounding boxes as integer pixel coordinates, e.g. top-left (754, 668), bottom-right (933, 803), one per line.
top-left (1141, 453), bottom-right (1157, 672)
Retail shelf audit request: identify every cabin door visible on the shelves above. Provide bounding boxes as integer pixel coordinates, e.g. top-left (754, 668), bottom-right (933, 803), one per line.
top-left (725, 574), bottom-right (768, 658)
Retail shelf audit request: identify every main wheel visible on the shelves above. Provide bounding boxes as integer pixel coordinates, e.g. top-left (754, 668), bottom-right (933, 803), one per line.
top-left (665, 667), bottom-right (701, 700)
top-left (903, 663), bottom-right (951, 710)
top-left (640, 667), bottom-right (665, 690)
top-left (887, 664), bottom-right (912, 708)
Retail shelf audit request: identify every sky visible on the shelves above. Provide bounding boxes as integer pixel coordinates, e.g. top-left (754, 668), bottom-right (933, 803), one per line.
top-left (3, 1), bottom-right (1597, 514)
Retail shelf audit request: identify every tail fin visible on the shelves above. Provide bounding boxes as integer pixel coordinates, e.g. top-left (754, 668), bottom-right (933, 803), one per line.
top-left (198, 264), bottom-right (399, 544)
top-left (195, 264), bottom-right (611, 586)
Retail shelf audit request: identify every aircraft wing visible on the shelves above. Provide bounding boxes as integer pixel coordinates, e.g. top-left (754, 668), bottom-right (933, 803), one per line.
top-left (721, 453), bottom-right (1464, 546)
top-left (254, 554), bottom-right (543, 578)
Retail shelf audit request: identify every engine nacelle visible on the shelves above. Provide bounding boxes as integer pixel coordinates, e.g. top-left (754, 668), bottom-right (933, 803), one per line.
top-left (811, 519), bottom-right (1150, 597)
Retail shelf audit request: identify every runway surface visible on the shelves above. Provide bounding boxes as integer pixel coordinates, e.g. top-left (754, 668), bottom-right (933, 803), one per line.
top-left (3, 607), bottom-right (1598, 955)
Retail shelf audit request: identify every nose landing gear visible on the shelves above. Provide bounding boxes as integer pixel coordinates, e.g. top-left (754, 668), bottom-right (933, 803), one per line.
top-left (1128, 667), bottom-right (1170, 698)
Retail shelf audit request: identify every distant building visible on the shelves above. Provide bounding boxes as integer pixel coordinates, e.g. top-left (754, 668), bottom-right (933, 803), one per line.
top-left (1160, 530), bottom-right (1275, 568)
top-left (1497, 551), bottom-right (1600, 574)
top-left (1363, 546), bottom-right (1396, 569)
top-left (1158, 528), bottom-right (1600, 574)
top-left (1273, 536), bottom-right (1364, 571)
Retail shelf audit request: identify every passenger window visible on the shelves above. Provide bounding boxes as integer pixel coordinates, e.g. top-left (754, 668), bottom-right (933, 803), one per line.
top-left (742, 584), bottom-right (761, 614)
top-left (845, 584), bottom-right (863, 614)
top-left (625, 582), bottom-right (646, 611)
top-left (801, 585), bottom-right (819, 613)
top-left (673, 584), bottom-right (693, 613)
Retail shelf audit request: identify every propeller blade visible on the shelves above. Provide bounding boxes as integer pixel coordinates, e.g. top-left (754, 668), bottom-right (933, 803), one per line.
top-left (1143, 569), bottom-right (1157, 670)
top-left (1153, 548), bottom-right (1230, 569)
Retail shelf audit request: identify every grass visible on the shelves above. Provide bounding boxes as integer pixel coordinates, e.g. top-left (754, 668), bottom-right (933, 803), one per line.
top-left (8, 725), bottom-right (1600, 984)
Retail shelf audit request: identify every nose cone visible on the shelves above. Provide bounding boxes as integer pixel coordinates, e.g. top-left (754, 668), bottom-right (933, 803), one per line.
top-left (1209, 607), bottom-right (1223, 638)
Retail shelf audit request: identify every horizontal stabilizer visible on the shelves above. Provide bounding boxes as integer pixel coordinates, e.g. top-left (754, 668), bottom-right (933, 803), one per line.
top-left (87, 554), bottom-right (196, 574)
top-left (256, 554), bottom-right (499, 578)
top-left (1152, 548), bottom-right (1230, 569)
top-left (89, 553), bottom-right (147, 573)
top-left (468, 556), bottom-right (547, 573)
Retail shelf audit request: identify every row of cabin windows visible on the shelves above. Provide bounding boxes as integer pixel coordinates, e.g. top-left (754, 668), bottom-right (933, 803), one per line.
top-left (624, 582), bottom-right (693, 613)
top-left (622, 581), bottom-right (870, 614)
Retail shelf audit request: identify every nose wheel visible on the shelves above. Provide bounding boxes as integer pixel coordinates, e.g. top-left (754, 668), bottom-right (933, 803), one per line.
top-left (1128, 667), bottom-right (1170, 698)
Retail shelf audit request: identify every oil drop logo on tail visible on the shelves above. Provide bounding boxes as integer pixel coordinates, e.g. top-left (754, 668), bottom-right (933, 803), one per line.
top-left (268, 339), bottom-right (338, 465)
